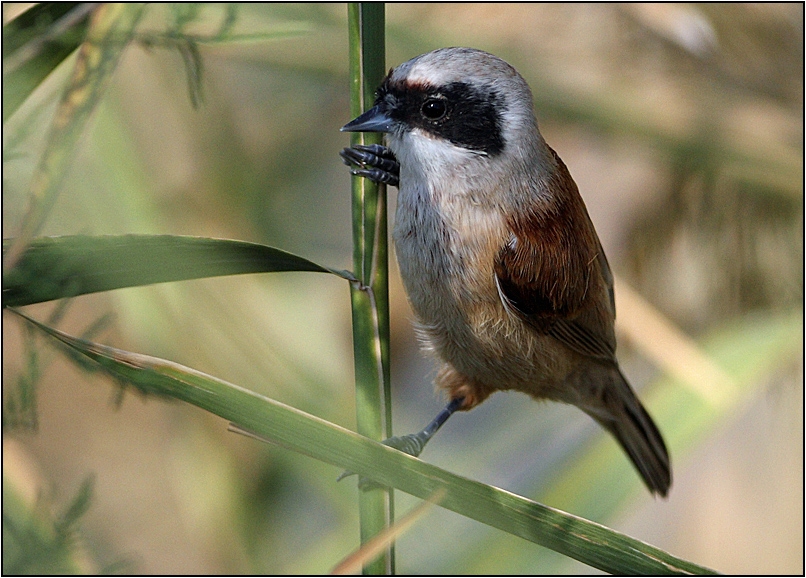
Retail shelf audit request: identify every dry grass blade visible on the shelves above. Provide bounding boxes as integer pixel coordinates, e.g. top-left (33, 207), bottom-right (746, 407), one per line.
top-left (331, 489), bottom-right (446, 575)
top-left (614, 276), bottom-right (737, 406)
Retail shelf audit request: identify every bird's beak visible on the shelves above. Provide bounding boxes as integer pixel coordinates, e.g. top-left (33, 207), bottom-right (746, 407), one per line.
top-left (341, 105), bottom-right (394, 133)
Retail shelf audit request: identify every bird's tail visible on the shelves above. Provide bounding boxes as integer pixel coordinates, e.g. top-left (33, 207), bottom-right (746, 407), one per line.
top-left (582, 367), bottom-right (672, 497)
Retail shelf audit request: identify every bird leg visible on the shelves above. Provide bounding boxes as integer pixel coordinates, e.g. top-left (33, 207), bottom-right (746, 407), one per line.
top-left (338, 397), bottom-right (464, 487)
top-left (382, 396), bottom-right (464, 457)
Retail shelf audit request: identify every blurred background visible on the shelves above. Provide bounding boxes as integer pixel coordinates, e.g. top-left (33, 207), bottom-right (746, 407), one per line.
top-left (3, 3), bottom-right (802, 574)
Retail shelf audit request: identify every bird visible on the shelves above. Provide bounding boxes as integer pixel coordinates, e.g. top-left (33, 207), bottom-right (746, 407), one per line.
top-left (340, 47), bottom-right (671, 497)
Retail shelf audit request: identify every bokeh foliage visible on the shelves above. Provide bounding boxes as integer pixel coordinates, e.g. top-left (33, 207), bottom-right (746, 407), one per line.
top-left (3, 4), bottom-right (801, 574)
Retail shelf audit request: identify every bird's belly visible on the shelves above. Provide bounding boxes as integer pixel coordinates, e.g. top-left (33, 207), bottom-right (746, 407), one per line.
top-left (392, 192), bottom-right (573, 393)
top-left (392, 187), bottom-right (502, 343)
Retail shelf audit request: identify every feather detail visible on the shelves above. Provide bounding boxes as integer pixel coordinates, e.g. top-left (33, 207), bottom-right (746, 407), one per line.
top-left (494, 147), bottom-right (617, 360)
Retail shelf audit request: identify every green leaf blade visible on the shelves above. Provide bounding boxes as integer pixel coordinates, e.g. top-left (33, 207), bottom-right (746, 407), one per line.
top-left (2, 234), bottom-right (345, 307)
top-left (14, 310), bottom-right (718, 576)
top-left (2, 3), bottom-right (92, 122)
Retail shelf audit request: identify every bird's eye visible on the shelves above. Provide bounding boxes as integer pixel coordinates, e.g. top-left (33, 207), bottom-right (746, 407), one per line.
top-left (421, 98), bottom-right (447, 121)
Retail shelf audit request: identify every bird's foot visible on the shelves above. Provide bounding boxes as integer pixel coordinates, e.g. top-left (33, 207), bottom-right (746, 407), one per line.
top-left (340, 144), bottom-right (400, 187)
top-left (336, 398), bottom-right (465, 489)
top-left (337, 433), bottom-right (427, 489)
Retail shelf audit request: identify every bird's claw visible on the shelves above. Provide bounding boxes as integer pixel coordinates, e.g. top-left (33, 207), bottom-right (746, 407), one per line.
top-left (337, 433), bottom-right (427, 489)
top-left (340, 144), bottom-right (400, 187)
top-left (379, 433), bottom-right (427, 457)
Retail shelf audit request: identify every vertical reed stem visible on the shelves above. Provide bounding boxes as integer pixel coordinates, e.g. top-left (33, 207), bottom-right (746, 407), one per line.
top-left (347, 3), bottom-right (394, 574)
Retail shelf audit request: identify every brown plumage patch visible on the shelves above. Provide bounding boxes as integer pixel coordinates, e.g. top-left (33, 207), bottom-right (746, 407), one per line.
top-left (494, 148), bottom-right (601, 333)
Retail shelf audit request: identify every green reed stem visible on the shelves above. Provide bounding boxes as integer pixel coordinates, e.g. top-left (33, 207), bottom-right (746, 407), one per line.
top-left (346, 3), bottom-right (394, 575)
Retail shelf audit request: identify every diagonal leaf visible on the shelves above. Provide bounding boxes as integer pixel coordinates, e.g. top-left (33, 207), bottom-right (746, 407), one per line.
top-left (11, 309), bottom-right (717, 575)
top-left (2, 3), bottom-right (93, 122)
top-left (3, 4), bottom-right (147, 270)
top-left (2, 235), bottom-right (351, 308)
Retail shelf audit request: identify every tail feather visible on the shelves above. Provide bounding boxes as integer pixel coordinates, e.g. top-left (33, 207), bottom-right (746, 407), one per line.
top-left (583, 368), bottom-right (671, 497)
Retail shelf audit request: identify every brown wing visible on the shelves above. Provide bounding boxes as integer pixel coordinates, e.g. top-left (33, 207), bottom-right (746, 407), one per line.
top-left (494, 150), bottom-right (617, 362)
